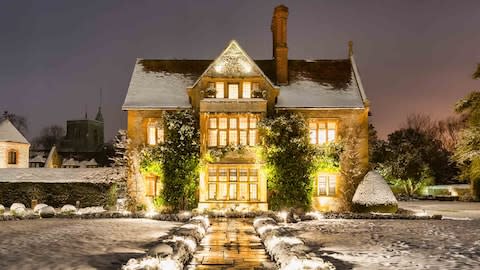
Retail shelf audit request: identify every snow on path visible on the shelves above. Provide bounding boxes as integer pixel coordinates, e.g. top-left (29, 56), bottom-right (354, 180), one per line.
top-left (399, 201), bottom-right (480, 219)
top-left (285, 219), bottom-right (480, 270)
top-left (0, 218), bottom-right (181, 270)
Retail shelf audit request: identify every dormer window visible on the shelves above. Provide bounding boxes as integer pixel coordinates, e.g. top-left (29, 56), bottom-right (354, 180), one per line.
top-left (7, 150), bottom-right (17, 165)
top-left (242, 82), bottom-right (251, 98)
top-left (228, 84), bottom-right (239, 99)
top-left (215, 82), bottom-right (224, 98)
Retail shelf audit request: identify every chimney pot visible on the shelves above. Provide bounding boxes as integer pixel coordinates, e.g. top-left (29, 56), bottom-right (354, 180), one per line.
top-left (271, 5), bottom-right (289, 85)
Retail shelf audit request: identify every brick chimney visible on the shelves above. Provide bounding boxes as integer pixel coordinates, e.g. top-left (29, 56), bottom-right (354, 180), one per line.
top-left (271, 5), bottom-right (289, 85)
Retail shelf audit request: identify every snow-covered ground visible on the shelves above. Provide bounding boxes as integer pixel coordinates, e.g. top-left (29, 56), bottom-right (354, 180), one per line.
top-left (285, 218), bottom-right (480, 269)
top-left (0, 218), bottom-right (181, 270)
top-left (399, 201), bottom-right (480, 219)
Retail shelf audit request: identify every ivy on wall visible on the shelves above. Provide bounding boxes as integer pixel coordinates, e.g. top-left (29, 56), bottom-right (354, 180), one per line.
top-left (259, 113), bottom-right (317, 210)
top-left (140, 110), bottom-right (200, 211)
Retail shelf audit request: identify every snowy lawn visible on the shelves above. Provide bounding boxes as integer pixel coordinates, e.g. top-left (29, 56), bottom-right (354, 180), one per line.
top-left (285, 219), bottom-right (480, 269)
top-left (0, 218), bottom-right (181, 270)
top-left (399, 201), bottom-right (480, 219)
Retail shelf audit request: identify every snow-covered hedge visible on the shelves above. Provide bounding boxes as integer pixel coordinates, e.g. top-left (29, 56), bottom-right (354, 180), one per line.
top-left (33, 204), bottom-right (48, 213)
top-left (253, 217), bottom-right (335, 270)
top-left (0, 204), bottom-right (4, 214)
top-left (122, 215), bottom-right (209, 270)
top-left (352, 171), bottom-right (398, 213)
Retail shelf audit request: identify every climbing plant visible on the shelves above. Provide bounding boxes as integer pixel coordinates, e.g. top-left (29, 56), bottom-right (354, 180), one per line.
top-left (140, 110), bottom-right (200, 211)
top-left (259, 113), bottom-right (316, 210)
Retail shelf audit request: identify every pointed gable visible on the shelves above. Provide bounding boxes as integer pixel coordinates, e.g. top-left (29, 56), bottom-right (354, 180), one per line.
top-left (193, 40), bottom-right (275, 87)
top-left (0, 119), bottom-right (29, 144)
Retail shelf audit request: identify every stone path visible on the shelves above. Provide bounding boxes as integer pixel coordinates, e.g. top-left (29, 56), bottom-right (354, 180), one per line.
top-left (186, 218), bottom-right (275, 270)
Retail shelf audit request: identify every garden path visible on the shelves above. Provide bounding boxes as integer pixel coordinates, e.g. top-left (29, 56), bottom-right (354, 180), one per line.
top-left (186, 218), bottom-right (275, 270)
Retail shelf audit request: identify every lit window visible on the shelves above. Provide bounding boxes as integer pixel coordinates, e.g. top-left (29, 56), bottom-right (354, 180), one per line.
top-left (7, 151), bottom-right (17, 165)
top-left (207, 166), bottom-right (259, 202)
top-left (239, 183), bottom-right (248, 200)
top-left (229, 118), bottom-right (237, 129)
top-left (209, 184), bottom-right (216, 200)
top-left (229, 130), bottom-right (237, 145)
top-left (148, 126), bottom-right (156, 145)
top-left (157, 128), bottom-right (164, 144)
top-left (208, 168), bottom-right (216, 182)
top-left (208, 130), bottom-right (217, 146)
top-left (309, 120), bottom-right (337, 145)
top-left (209, 118), bottom-right (217, 128)
top-left (219, 118), bottom-right (227, 129)
top-left (219, 168), bottom-right (227, 181)
top-left (317, 174), bottom-right (337, 196)
top-left (239, 169), bottom-right (248, 182)
top-left (229, 184), bottom-right (237, 200)
top-left (249, 117), bottom-right (257, 128)
top-left (215, 82), bottom-right (224, 98)
top-left (239, 117), bottom-right (248, 129)
top-left (219, 131), bottom-right (227, 146)
top-left (242, 82), bottom-right (251, 98)
top-left (250, 184), bottom-right (257, 200)
top-left (239, 131), bottom-right (247, 145)
top-left (228, 84), bottom-right (239, 99)
top-left (218, 183), bottom-right (228, 200)
top-left (249, 129), bottom-right (256, 146)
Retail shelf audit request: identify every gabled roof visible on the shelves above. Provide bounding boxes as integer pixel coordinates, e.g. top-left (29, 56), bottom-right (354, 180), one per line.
top-left (0, 119), bottom-right (29, 144)
top-left (122, 42), bottom-right (367, 110)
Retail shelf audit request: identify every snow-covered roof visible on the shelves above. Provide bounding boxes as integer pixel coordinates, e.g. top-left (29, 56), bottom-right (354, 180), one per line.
top-left (0, 119), bottom-right (29, 144)
top-left (62, 158), bottom-right (79, 167)
top-left (122, 55), bottom-right (367, 110)
top-left (0, 168), bottom-right (120, 183)
top-left (352, 171), bottom-right (398, 206)
top-left (29, 155), bottom-right (46, 163)
top-left (122, 59), bottom-right (209, 110)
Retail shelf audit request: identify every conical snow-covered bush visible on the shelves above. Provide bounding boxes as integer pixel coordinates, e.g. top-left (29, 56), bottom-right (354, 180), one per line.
top-left (352, 171), bottom-right (398, 213)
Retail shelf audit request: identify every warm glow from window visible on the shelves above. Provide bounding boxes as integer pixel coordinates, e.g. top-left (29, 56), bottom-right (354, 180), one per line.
top-left (157, 128), bottom-right (164, 143)
top-left (309, 120), bottom-right (337, 145)
top-left (228, 84), bottom-right (239, 99)
top-left (242, 82), bottom-right (251, 98)
top-left (148, 126), bottom-right (156, 145)
top-left (317, 174), bottom-right (337, 196)
top-left (215, 82), bottom-right (224, 98)
top-left (207, 166), bottom-right (259, 201)
top-left (207, 115), bottom-right (258, 147)
top-left (145, 176), bottom-right (157, 197)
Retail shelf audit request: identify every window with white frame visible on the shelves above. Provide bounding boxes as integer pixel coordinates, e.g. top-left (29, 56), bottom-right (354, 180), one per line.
top-left (207, 166), bottom-right (258, 201)
top-left (215, 82), bottom-right (225, 98)
top-left (207, 115), bottom-right (258, 147)
top-left (228, 84), bottom-right (239, 99)
top-left (242, 82), bottom-right (251, 98)
top-left (309, 120), bottom-right (337, 145)
top-left (316, 174), bottom-right (337, 196)
top-left (147, 124), bottom-right (164, 145)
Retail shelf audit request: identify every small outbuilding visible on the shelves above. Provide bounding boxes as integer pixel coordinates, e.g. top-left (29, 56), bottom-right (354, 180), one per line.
top-left (0, 119), bottom-right (30, 168)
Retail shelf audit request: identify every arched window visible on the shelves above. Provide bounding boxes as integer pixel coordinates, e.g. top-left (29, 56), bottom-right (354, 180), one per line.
top-left (7, 150), bottom-right (17, 165)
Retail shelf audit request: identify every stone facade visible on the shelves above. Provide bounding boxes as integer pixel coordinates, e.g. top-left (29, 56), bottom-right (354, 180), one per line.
top-left (0, 142), bottom-right (29, 168)
top-left (122, 5), bottom-right (370, 211)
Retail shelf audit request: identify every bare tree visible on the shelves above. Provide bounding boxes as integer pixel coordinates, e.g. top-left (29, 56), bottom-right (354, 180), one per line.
top-left (1, 111), bottom-right (28, 136)
top-left (33, 125), bottom-right (65, 149)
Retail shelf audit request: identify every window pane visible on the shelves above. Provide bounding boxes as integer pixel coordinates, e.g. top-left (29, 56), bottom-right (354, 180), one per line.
top-left (309, 129), bottom-right (317, 144)
top-left (219, 118), bottom-right (227, 129)
top-left (249, 117), bottom-right (257, 128)
top-left (229, 130), bottom-right (237, 145)
top-left (219, 131), bottom-right (227, 146)
top-left (157, 128), bottom-right (164, 143)
top-left (208, 168), bottom-right (217, 182)
top-left (250, 169), bottom-right (258, 182)
top-left (209, 118), bottom-right (217, 128)
top-left (249, 129), bottom-right (256, 146)
top-left (239, 183), bottom-right (248, 200)
top-left (242, 82), bottom-right (251, 98)
top-left (228, 84), bottom-right (239, 99)
top-left (249, 184), bottom-right (257, 200)
top-left (252, 82), bottom-right (259, 90)
top-left (209, 183), bottom-right (216, 200)
top-left (229, 183), bottom-right (237, 200)
top-left (318, 176), bottom-right (327, 195)
top-left (229, 169), bottom-right (237, 181)
top-left (218, 183), bottom-right (228, 200)
top-left (147, 126), bottom-right (156, 145)
top-left (318, 128), bottom-right (327, 144)
top-left (239, 169), bottom-right (248, 181)
top-left (327, 122), bottom-right (336, 129)
top-left (239, 131), bottom-right (247, 145)
top-left (215, 82), bottom-right (224, 98)
top-left (219, 168), bottom-right (227, 181)
top-left (229, 118), bottom-right (237, 129)
top-left (239, 117), bottom-right (248, 129)
top-left (329, 175), bottom-right (337, 195)
top-left (208, 130), bottom-right (217, 146)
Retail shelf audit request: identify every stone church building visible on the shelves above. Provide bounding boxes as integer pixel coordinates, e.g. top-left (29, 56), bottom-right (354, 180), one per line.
top-left (123, 5), bottom-right (369, 211)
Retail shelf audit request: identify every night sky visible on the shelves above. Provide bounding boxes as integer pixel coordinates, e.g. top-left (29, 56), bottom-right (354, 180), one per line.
top-left (1, 0), bottom-right (479, 141)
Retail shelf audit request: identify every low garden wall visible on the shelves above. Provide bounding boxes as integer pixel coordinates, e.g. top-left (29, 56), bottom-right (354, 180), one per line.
top-left (0, 182), bottom-right (116, 208)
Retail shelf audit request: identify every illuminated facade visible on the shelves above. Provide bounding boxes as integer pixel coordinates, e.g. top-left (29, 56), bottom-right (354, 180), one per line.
top-left (122, 5), bottom-right (369, 211)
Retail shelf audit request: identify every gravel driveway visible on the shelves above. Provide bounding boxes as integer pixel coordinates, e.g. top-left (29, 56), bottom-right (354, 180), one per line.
top-left (0, 218), bottom-right (181, 270)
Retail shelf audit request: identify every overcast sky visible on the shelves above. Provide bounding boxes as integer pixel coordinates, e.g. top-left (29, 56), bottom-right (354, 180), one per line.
top-left (1, 0), bottom-right (479, 140)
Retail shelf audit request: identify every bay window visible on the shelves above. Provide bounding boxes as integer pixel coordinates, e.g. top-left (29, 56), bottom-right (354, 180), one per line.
top-left (207, 115), bottom-right (258, 147)
top-left (207, 166), bottom-right (259, 201)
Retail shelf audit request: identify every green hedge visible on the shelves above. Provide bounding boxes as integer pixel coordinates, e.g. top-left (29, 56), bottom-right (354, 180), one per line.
top-left (0, 182), bottom-right (115, 208)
